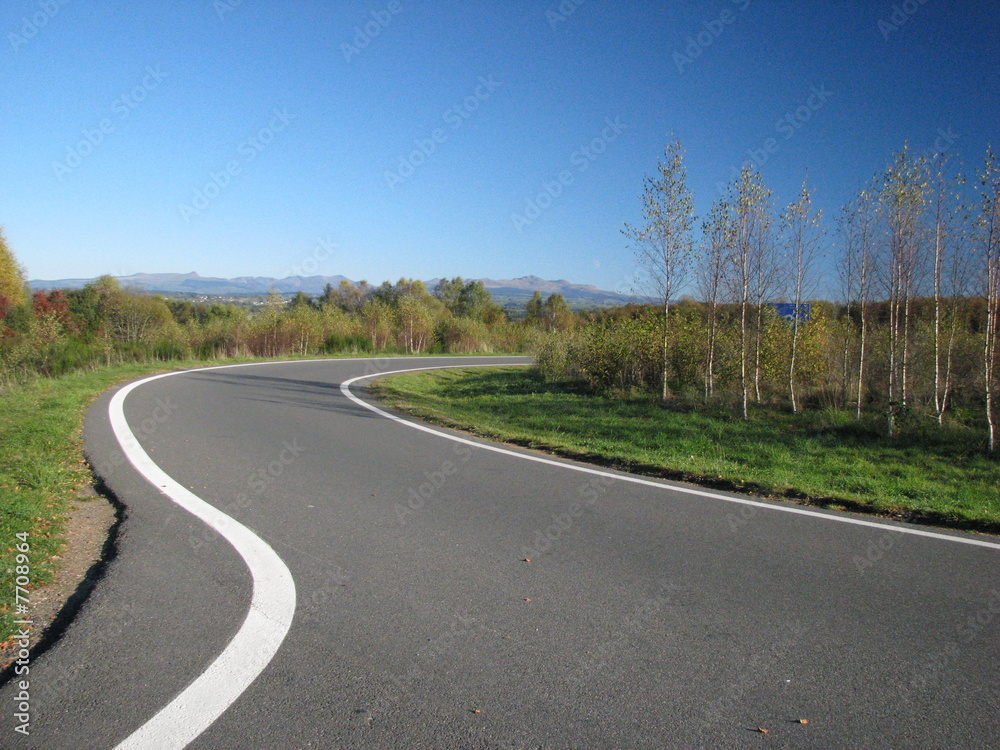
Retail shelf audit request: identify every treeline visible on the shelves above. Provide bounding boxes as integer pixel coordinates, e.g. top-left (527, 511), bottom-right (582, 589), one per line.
top-left (539, 297), bottom-right (989, 412)
top-left (0, 261), bottom-right (547, 387)
top-left (540, 141), bottom-right (1000, 451)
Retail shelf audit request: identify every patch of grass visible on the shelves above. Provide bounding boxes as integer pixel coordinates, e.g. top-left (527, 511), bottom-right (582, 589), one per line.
top-left (370, 367), bottom-right (1000, 534)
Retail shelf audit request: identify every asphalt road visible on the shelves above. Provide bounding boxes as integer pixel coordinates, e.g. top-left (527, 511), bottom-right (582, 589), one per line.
top-left (2, 356), bottom-right (998, 749)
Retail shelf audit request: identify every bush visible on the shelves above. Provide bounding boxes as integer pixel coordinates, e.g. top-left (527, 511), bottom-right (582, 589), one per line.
top-left (535, 331), bottom-right (577, 381)
top-left (440, 317), bottom-right (491, 353)
top-left (322, 334), bottom-right (372, 353)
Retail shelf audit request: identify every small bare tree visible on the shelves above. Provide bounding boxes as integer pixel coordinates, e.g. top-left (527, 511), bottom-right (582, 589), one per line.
top-left (698, 197), bottom-right (732, 402)
top-left (623, 137), bottom-right (696, 400)
top-left (781, 179), bottom-right (824, 413)
top-left (876, 145), bottom-right (929, 436)
top-left (978, 148), bottom-right (1000, 453)
top-left (725, 165), bottom-right (773, 419)
top-left (748, 183), bottom-right (779, 406)
top-left (929, 153), bottom-right (969, 425)
top-left (838, 185), bottom-right (877, 420)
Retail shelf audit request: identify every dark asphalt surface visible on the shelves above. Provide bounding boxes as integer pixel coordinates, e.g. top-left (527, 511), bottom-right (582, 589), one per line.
top-left (2, 356), bottom-right (998, 749)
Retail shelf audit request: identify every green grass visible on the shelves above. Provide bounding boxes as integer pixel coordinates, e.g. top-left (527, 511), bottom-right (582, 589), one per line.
top-left (370, 367), bottom-right (1000, 534)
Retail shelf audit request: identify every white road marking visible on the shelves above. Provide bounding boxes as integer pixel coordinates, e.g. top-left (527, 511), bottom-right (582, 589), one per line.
top-left (108, 368), bottom-right (297, 750)
top-left (341, 364), bottom-right (1000, 553)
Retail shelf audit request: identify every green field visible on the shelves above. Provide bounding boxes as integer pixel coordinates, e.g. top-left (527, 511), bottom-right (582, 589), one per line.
top-left (371, 366), bottom-right (1000, 534)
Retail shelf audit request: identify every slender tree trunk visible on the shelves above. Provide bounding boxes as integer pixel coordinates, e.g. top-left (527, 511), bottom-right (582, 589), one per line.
top-left (753, 304), bottom-right (764, 403)
top-left (982, 157), bottom-right (999, 453)
top-left (987, 294), bottom-right (999, 453)
top-left (888, 293), bottom-right (899, 437)
top-left (789, 317), bottom-right (799, 413)
top-left (840, 330), bottom-right (849, 408)
top-left (662, 300), bottom-right (670, 401)
top-left (840, 303), bottom-right (851, 410)
top-left (933, 224), bottom-right (943, 423)
top-left (705, 300), bottom-right (717, 402)
top-left (941, 306), bottom-right (957, 419)
top-left (740, 292), bottom-right (749, 420)
top-left (901, 293), bottom-right (911, 408)
top-left (856, 300), bottom-right (867, 421)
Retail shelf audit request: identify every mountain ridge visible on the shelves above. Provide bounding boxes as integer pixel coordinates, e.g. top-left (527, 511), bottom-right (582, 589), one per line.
top-left (29, 272), bottom-right (641, 305)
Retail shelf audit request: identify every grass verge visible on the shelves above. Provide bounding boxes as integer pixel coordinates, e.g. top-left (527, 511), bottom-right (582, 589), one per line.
top-left (370, 366), bottom-right (1000, 535)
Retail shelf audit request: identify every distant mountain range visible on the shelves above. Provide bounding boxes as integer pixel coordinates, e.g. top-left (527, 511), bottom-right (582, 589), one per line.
top-left (29, 272), bottom-right (642, 307)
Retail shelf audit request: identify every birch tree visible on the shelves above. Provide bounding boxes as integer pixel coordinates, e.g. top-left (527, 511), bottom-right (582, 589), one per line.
top-left (877, 145), bottom-right (929, 435)
top-left (838, 186), bottom-right (876, 420)
top-left (781, 180), bottom-right (823, 412)
top-left (725, 165), bottom-right (772, 419)
top-left (623, 137), bottom-right (696, 400)
top-left (747, 176), bottom-right (778, 407)
top-left (698, 197), bottom-right (731, 402)
top-left (928, 153), bottom-right (969, 425)
top-left (978, 148), bottom-right (1000, 452)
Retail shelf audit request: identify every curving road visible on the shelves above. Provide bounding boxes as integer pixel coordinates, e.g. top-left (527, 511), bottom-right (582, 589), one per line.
top-left (2, 356), bottom-right (998, 749)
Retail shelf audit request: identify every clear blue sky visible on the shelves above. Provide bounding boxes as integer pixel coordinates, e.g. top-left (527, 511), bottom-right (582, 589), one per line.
top-left (2, 0), bottom-right (997, 294)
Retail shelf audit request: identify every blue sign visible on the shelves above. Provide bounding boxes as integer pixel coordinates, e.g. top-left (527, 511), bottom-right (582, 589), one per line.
top-left (770, 302), bottom-right (811, 323)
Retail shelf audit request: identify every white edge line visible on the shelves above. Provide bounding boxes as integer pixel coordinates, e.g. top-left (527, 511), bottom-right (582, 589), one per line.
top-left (108, 366), bottom-right (298, 750)
top-left (342, 363), bottom-right (1000, 553)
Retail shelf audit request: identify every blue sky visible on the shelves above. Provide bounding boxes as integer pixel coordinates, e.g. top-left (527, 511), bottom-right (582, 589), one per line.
top-left (2, 0), bottom-right (997, 294)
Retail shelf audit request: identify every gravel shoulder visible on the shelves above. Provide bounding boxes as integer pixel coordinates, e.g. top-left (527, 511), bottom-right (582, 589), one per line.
top-left (0, 485), bottom-right (118, 674)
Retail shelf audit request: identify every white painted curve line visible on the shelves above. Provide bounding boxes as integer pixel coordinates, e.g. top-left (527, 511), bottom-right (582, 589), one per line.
top-left (342, 364), bottom-right (1000, 553)
top-left (108, 368), bottom-right (297, 750)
